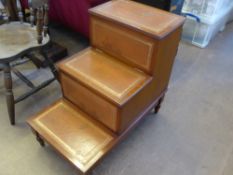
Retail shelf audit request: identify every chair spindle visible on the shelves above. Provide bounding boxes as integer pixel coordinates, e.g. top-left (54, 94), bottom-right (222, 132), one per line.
top-left (3, 12), bottom-right (9, 22)
top-left (29, 7), bottom-right (34, 26)
top-left (43, 4), bottom-right (48, 37)
top-left (36, 7), bottom-right (43, 44)
top-left (16, 0), bottom-right (23, 23)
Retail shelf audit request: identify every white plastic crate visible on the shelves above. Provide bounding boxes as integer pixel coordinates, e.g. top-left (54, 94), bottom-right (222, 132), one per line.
top-left (182, 0), bottom-right (231, 20)
top-left (228, 8), bottom-right (233, 23)
top-left (182, 3), bottom-right (233, 48)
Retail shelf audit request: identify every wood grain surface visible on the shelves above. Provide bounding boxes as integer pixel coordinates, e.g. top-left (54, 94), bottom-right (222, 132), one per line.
top-left (28, 0), bottom-right (185, 174)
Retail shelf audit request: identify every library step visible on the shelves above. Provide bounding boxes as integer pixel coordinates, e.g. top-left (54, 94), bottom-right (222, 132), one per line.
top-left (27, 0), bottom-right (185, 174)
top-left (27, 99), bottom-right (116, 175)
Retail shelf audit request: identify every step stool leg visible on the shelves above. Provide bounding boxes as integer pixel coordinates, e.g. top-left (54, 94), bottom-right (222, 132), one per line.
top-left (154, 95), bottom-right (165, 114)
top-left (35, 132), bottom-right (45, 147)
top-left (40, 49), bottom-right (59, 80)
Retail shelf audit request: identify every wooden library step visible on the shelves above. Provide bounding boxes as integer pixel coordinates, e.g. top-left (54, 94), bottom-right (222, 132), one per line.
top-left (27, 99), bottom-right (116, 175)
top-left (26, 0), bottom-right (185, 174)
top-left (90, 0), bottom-right (184, 39)
top-left (58, 47), bottom-right (152, 106)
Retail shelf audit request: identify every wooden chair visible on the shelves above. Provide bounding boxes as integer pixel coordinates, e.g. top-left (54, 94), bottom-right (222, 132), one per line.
top-left (0, 0), bottom-right (58, 125)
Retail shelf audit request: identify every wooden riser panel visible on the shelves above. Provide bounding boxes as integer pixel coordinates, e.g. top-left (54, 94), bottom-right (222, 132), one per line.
top-left (60, 73), bottom-right (118, 132)
top-left (90, 16), bottom-right (158, 74)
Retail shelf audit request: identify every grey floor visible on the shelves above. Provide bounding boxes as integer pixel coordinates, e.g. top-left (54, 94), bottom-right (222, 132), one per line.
top-left (0, 22), bottom-right (233, 175)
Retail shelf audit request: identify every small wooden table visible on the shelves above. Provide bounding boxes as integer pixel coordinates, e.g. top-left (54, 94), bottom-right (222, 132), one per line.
top-left (0, 21), bottom-right (57, 125)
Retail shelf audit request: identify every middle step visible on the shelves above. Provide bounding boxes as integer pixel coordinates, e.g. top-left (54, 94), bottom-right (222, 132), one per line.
top-left (58, 48), bottom-right (152, 133)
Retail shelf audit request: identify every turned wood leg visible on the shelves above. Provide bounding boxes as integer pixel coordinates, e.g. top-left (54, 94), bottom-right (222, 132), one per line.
top-left (6, 0), bottom-right (18, 21)
top-left (26, 53), bottom-right (43, 69)
top-left (81, 170), bottom-right (90, 175)
top-left (40, 49), bottom-right (59, 80)
top-left (154, 95), bottom-right (165, 114)
top-left (3, 63), bottom-right (15, 125)
top-left (35, 132), bottom-right (45, 147)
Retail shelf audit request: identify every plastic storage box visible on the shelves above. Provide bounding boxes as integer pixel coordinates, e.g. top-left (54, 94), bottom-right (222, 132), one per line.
top-left (182, 2), bottom-right (233, 48)
top-left (228, 8), bottom-right (233, 23)
top-left (182, 0), bottom-right (231, 19)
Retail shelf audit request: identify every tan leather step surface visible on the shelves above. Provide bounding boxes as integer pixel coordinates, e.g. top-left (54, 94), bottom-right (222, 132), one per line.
top-left (89, 0), bottom-right (185, 39)
top-left (58, 48), bottom-right (152, 105)
top-left (27, 99), bottom-right (116, 174)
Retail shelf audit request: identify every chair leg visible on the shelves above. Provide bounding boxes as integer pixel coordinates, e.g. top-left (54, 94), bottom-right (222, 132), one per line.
top-left (154, 95), bottom-right (165, 114)
top-left (3, 64), bottom-right (15, 125)
top-left (25, 53), bottom-right (43, 69)
top-left (40, 49), bottom-right (59, 80)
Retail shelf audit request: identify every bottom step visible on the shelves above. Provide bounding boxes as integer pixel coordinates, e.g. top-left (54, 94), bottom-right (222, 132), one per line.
top-left (27, 99), bottom-right (116, 174)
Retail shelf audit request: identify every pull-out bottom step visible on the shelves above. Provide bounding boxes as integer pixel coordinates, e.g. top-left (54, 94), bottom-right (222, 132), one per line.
top-left (27, 95), bottom-right (165, 174)
top-left (27, 99), bottom-right (117, 174)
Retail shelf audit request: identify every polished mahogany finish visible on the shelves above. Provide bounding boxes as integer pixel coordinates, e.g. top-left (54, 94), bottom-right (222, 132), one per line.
top-left (28, 0), bottom-right (185, 174)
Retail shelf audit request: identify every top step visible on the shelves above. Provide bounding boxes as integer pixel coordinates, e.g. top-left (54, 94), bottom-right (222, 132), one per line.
top-left (89, 0), bottom-right (185, 39)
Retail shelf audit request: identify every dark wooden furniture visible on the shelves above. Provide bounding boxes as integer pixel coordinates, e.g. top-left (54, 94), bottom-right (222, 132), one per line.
top-left (28, 0), bottom-right (185, 174)
top-left (21, 0), bottom-right (108, 38)
top-left (3, 0), bottom-right (18, 20)
top-left (0, 0), bottom-right (57, 125)
top-left (133, 0), bottom-right (185, 14)
top-left (134, 0), bottom-right (171, 11)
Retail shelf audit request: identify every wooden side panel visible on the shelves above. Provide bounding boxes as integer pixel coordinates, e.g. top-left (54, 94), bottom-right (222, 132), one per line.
top-left (90, 16), bottom-right (158, 74)
top-left (60, 73), bottom-right (118, 132)
top-left (153, 26), bottom-right (183, 90)
top-left (119, 27), bottom-right (182, 133)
